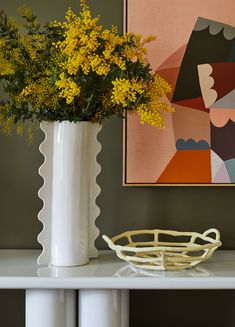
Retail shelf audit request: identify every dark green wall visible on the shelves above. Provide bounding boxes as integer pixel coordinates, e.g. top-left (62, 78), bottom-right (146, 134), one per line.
top-left (0, 0), bottom-right (234, 326)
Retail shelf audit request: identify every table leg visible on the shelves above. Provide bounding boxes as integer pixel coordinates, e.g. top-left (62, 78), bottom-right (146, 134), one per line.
top-left (79, 290), bottom-right (129, 327)
top-left (26, 289), bottom-right (76, 327)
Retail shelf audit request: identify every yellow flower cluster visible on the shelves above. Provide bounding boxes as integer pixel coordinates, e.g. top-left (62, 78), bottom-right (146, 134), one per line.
top-left (54, 6), bottom-right (101, 75)
top-left (19, 34), bottom-right (47, 60)
top-left (16, 119), bottom-right (34, 143)
top-left (56, 73), bottom-right (81, 104)
top-left (137, 74), bottom-right (174, 128)
top-left (0, 38), bottom-right (22, 75)
top-left (0, 105), bottom-right (34, 142)
top-left (8, 17), bottom-right (21, 30)
top-left (55, 5), bottom-right (125, 77)
top-left (122, 33), bottom-right (156, 62)
top-left (0, 39), bottom-right (16, 76)
top-left (11, 48), bottom-right (21, 62)
top-left (20, 78), bottom-right (58, 110)
top-left (0, 39), bottom-right (6, 49)
top-left (17, 5), bottom-right (34, 20)
top-left (0, 104), bottom-right (14, 136)
top-left (111, 78), bottom-right (144, 107)
top-left (0, 1), bottom-right (173, 135)
top-left (53, 2), bottom-right (160, 111)
top-left (101, 27), bottom-right (126, 70)
top-left (0, 53), bottom-right (15, 76)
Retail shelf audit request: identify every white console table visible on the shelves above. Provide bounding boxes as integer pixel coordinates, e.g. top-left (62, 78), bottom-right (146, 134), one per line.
top-left (0, 250), bottom-right (235, 327)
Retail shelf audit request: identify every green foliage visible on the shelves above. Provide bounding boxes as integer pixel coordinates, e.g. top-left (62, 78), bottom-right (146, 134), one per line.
top-left (0, 3), bottom-right (173, 140)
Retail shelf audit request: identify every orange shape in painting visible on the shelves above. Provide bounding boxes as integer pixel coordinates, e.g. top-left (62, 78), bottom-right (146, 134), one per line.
top-left (157, 150), bottom-right (211, 184)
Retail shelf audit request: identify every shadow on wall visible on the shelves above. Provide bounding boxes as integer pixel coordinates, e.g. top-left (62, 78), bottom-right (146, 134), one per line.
top-left (131, 290), bottom-right (235, 327)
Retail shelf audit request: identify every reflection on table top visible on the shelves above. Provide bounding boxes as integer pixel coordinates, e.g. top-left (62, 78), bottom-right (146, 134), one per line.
top-left (0, 250), bottom-right (235, 289)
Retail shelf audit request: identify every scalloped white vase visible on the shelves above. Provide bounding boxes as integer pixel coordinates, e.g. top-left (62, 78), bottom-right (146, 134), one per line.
top-left (37, 121), bottom-right (102, 266)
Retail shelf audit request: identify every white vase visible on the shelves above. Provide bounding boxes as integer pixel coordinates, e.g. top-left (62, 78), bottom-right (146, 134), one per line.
top-left (37, 121), bottom-right (102, 266)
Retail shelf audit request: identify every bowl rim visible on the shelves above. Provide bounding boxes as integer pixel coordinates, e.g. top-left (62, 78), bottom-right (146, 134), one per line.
top-left (103, 228), bottom-right (222, 253)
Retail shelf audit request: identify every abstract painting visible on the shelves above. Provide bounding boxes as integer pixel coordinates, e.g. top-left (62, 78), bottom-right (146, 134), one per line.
top-left (125, 0), bottom-right (235, 185)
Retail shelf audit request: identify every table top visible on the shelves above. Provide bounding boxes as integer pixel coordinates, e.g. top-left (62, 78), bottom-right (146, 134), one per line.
top-left (0, 250), bottom-right (235, 289)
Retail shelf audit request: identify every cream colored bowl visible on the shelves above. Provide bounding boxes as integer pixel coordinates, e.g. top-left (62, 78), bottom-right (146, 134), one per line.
top-left (103, 228), bottom-right (222, 271)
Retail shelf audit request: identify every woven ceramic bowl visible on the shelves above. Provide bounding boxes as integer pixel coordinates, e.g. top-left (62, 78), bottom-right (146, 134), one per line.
top-left (103, 228), bottom-right (222, 271)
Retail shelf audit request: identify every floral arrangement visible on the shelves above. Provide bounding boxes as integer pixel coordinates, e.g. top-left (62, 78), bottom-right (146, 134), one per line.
top-left (0, 0), bottom-right (173, 140)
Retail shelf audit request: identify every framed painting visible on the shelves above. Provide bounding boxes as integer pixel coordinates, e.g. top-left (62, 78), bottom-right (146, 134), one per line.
top-left (124, 0), bottom-right (235, 186)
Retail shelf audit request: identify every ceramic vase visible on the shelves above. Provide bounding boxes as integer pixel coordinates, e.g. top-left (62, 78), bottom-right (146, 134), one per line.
top-left (37, 121), bottom-right (102, 266)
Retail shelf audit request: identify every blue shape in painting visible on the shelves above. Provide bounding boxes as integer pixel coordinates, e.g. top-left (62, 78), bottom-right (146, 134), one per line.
top-left (225, 158), bottom-right (235, 182)
top-left (176, 139), bottom-right (210, 151)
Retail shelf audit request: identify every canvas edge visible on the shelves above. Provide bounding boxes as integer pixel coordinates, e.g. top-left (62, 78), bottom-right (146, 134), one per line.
top-left (122, 0), bottom-right (235, 187)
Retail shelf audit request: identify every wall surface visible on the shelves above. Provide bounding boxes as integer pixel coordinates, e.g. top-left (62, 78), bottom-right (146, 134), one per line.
top-left (0, 0), bottom-right (234, 326)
